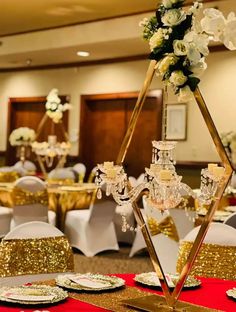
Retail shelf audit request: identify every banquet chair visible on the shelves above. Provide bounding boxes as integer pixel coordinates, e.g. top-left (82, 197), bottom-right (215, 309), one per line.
top-left (73, 163), bottom-right (86, 182)
top-left (87, 166), bottom-right (97, 183)
top-left (0, 166), bottom-right (20, 182)
top-left (176, 223), bottom-right (236, 280)
top-left (11, 176), bottom-right (56, 228)
top-left (129, 197), bottom-right (179, 273)
top-left (0, 221), bottom-right (74, 286)
top-left (64, 198), bottom-right (119, 257)
top-left (47, 167), bottom-right (76, 184)
top-left (14, 160), bottom-right (37, 175)
top-left (0, 206), bottom-right (12, 238)
top-left (224, 212), bottom-right (236, 229)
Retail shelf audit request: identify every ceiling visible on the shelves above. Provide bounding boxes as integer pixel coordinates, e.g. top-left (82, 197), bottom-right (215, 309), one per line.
top-left (0, 0), bottom-right (158, 37)
top-left (0, 0), bottom-right (234, 70)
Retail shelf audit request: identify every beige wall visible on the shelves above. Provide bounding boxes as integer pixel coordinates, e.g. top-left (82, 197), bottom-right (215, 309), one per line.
top-left (0, 49), bottom-right (236, 161)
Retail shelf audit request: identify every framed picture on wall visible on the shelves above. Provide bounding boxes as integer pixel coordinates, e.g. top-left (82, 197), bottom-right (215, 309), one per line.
top-left (166, 103), bottom-right (187, 141)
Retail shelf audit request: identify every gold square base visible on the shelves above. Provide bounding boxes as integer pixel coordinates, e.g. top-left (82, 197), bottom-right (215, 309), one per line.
top-left (122, 294), bottom-right (220, 312)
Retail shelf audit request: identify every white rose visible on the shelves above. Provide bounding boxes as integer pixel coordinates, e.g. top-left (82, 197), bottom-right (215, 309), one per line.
top-left (222, 13), bottom-right (236, 50)
top-left (169, 70), bottom-right (187, 87)
top-left (45, 102), bottom-right (52, 110)
top-left (57, 104), bottom-right (64, 112)
top-left (178, 85), bottom-right (193, 102)
top-left (149, 28), bottom-right (165, 51)
top-left (163, 0), bottom-right (183, 9)
top-left (189, 58), bottom-right (207, 77)
top-left (173, 40), bottom-right (188, 56)
top-left (158, 54), bottom-right (178, 75)
top-left (50, 102), bottom-right (58, 111)
top-left (161, 9), bottom-right (186, 27)
top-left (52, 111), bottom-right (63, 123)
top-left (46, 88), bottom-right (61, 104)
top-left (201, 8), bottom-right (226, 41)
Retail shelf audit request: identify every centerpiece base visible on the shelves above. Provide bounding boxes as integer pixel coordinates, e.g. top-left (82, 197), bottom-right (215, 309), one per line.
top-left (122, 294), bottom-right (218, 312)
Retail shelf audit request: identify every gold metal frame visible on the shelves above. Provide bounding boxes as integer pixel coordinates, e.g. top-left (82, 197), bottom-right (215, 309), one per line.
top-left (116, 60), bottom-right (233, 310)
top-left (34, 114), bottom-right (70, 178)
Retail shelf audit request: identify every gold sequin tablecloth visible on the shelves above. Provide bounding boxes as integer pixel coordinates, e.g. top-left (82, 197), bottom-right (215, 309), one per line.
top-left (0, 182), bottom-right (97, 230)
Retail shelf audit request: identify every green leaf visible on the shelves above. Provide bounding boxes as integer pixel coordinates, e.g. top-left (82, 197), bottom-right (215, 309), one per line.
top-left (188, 76), bottom-right (200, 91)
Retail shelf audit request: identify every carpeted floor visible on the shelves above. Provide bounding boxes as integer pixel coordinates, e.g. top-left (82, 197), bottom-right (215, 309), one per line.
top-left (73, 245), bottom-right (153, 274)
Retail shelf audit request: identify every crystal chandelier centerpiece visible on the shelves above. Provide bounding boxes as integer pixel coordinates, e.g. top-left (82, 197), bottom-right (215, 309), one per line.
top-left (31, 135), bottom-right (71, 168)
top-left (95, 140), bottom-right (226, 214)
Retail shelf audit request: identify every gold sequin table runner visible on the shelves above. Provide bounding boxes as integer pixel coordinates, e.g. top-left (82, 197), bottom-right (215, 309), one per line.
top-left (35, 278), bottom-right (221, 312)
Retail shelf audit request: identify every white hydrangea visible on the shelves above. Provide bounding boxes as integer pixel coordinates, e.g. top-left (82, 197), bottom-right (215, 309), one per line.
top-left (149, 28), bottom-right (165, 51)
top-left (9, 127), bottom-right (36, 146)
top-left (45, 88), bottom-right (72, 123)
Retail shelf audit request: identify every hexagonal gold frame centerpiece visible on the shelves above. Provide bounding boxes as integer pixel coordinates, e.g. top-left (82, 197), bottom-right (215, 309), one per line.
top-left (117, 60), bottom-right (232, 311)
top-left (95, 0), bottom-right (236, 310)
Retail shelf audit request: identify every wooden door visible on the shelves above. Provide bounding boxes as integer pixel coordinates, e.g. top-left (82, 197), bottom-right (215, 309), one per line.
top-left (6, 96), bottom-right (68, 165)
top-left (80, 91), bottom-right (163, 178)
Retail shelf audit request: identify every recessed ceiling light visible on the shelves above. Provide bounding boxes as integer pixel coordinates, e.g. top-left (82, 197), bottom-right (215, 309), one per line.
top-left (26, 59), bottom-right (32, 66)
top-left (77, 51), bottom-right (90, 57)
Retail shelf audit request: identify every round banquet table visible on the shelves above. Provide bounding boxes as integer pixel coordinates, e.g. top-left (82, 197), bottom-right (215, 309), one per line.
top-left (0, 274), bottom-right (235, 311)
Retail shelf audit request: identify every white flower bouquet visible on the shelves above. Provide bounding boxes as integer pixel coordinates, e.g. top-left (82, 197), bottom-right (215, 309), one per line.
top-left (140, 0), bottom-right (236, 101)
top-left (9, 127), bottom-right (36, 146)
top-left (45, 88), bottom-right (71, 123)
top-left (221, 131), bottom-right (236, 165)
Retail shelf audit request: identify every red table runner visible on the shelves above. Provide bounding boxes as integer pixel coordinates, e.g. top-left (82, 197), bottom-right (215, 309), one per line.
top-left (0, 274), bottom-right (235, 311)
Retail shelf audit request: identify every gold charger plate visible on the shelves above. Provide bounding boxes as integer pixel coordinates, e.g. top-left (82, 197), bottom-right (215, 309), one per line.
top-left (56, 273), bottom-right (125, 291)
top-left (226, 287), bottom-right (236, 300)
top-left (0, 285), bottom-right (68, 305)
top-left (134, 272), bottom-right (201, 289)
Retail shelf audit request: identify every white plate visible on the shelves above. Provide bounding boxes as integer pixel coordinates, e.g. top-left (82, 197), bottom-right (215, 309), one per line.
top-left (134, 272), bottom-right (201, 289)
top-left (0, 285), bottom-right (68, 305)
top-left (56, 273), bottom-right (125, 291)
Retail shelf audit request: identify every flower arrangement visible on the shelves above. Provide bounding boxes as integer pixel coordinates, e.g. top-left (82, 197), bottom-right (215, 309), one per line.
top-left (221, 131), bottom-right (236, 165)
top-left (9, 127), bottom-right (36, 146)
top-left (140, 0), bottom-right (236, 101)
top-left (45, 88), bottom-right (71, 123)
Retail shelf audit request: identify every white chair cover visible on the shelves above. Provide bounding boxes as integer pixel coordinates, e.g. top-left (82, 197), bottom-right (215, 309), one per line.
top-left (0, 166), bottom-right (15, 172)
top-left (224, 212), bottom-right (236, 229)
top-left (65, 199), bottom-right (119, 257)
top-left (177, 223), bottom-right (236, 279)
top-left (14, 160), bottom-right (36, 173)
top-left (11, 176), bottom-right (56, 228)
top-left (183, 222), bottom-right (236, 246)
top-left (129, 196), bottom-right (180, 274)
top-left (0, 222), bottom-right (74, 286)
top-left (4, 221), bottom-right (63, 239)
top-left (73, 163), bottom-right (86, 175)
top-left (0, 207), bottom-right (12, 238)
top-left (48, 168), bottom-right (76, 181)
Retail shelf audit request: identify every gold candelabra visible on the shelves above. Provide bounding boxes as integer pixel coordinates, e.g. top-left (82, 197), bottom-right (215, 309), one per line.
top-left (96, 60), bottom-right (232, 311)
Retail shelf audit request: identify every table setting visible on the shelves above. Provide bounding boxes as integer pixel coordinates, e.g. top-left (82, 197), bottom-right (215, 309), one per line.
top-left (0, 273), bottom-right (235, 311)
